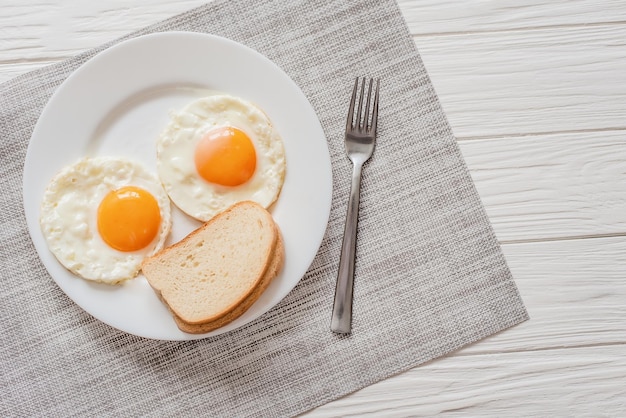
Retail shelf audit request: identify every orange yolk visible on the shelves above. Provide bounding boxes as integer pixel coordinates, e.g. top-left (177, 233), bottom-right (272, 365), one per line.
top-left (97, 186), bottom-right (161, 252)
top-left (194, 126), bottom-right (256, 187)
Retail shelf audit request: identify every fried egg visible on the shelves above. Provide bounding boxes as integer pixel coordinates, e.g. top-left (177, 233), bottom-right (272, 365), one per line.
top-left (156, 94), bottom-right (286, 222)
top-left (40, 157), bottom-right (172, 284)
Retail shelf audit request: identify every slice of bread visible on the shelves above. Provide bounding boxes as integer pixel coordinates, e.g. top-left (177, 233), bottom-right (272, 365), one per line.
top-left (141, 201), bottom-right (278, 325)
top-left (173, 231), bottom-right (284, 334)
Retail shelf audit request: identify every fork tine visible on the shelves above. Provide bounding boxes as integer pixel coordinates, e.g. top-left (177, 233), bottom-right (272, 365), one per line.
top-left (370, 78), bottom-right (380, 134)
top-left (355, 77), bottom-right (366, 131)
top-left (363, 78), bottom-right (373, 131)
top-left (346, 78), bottom-right (358, 131)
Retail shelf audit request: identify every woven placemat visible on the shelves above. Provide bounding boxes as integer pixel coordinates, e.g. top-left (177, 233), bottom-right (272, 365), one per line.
top-left (0, 0), bottom-right (528, 416)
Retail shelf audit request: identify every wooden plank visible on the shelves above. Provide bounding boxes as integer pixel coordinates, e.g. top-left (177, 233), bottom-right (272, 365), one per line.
top-left (0, 0), bottom-right (206, 62)
top-left (399, 0), bottom-right (626, 34)
top-left (464, 236), bottom-right (626, 354)
top-left (2, 0), bottom-right (626, 63)
top-left (305, 344), bottom-right (626, 417)
top-left (459, 130), bottom-right (626, 241)
top-left (416, 24), bottom-right (626, 137)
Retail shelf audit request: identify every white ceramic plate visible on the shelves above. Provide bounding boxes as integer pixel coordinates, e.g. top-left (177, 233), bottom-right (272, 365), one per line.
top-left (23, 32), bottom-right (332, 340)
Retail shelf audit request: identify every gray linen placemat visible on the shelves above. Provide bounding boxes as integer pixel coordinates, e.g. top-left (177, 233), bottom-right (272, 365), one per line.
top-left (0, 0), bottom-right (528, 416)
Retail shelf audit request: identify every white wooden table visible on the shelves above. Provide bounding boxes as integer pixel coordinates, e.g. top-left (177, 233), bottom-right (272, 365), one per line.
top-left (3, 1), bottom-right (625, 415)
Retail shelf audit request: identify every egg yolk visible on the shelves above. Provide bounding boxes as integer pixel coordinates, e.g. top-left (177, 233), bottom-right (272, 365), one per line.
top-left (97, 186), bottom-right (161, 252)
top-left (194, 126), bottom-right (256, 187)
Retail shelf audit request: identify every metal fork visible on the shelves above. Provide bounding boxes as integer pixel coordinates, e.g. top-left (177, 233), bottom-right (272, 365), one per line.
top-left (331, 77), bottom-right (380, 334)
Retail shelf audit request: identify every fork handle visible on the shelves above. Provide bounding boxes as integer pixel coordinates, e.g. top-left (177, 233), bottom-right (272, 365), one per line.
top-left (331, 162), bottom-right (364, 334)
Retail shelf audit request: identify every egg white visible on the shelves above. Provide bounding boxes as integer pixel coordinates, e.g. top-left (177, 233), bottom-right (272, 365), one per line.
top-left (156, 94), bottom-right (286, 222)
top-left (40, 157), bottom-right (172, 284)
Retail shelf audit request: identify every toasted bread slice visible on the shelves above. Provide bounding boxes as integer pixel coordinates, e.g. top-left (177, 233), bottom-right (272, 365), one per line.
top-left (141, 201), bottom-right (277, 325)
top-left (173, 231), bottom-right (284, 334)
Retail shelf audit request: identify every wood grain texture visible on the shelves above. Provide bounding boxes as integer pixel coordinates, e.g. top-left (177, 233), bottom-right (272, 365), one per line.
top-left (460, 131), bottom-right (626, 242)
top-left (0, 0), bottom-right (205, 62)
top-left (464, 236), bottom-right (626, 354)
top-left (417, 25), bottom-right (626, 138)
top-left (2, 0), bottom-right (625, 416)
top-left (399, 0), bottom-right (626, 34)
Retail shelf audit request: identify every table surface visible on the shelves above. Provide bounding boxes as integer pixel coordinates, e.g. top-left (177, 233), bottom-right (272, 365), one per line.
top-left (2, 0), bottom-right (625, 416)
